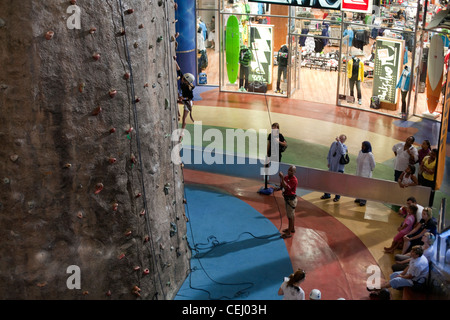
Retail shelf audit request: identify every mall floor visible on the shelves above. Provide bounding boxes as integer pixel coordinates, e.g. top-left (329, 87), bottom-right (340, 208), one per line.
top-left (177, 83), bottom-right (449, 300)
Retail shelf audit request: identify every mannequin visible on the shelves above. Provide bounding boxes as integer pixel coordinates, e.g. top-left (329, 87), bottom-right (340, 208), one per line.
top-left (276, 44), bottom-right (289, 93)
top-left (396, 66), bottom-right (411, 115)
top-left (347, 56), bottom-right (364, 104)
top-left (343, 25), bottom-right (354, 47)
top-left (239, 44), bottom-right (252, 91)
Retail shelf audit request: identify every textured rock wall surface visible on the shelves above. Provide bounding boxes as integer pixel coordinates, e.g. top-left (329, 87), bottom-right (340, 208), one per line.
top-left (0, 0), bottom-right (190, 299)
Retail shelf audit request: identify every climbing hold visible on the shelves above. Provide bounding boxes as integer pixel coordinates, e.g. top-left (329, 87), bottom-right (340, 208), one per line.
top-left (78, 82), bottom-right (85, 93)
top-left (92, 52), bottom-right (100, 61)
top-left (63, 163), bottom-right (71, 168)
top-left (139, 24), bottom-right (144, 29)
top-left (125, 8), bottom-right (134, 14)
top-left (89, 27), bottom-right (97, 34)
top-left (144, 235), bottom-right (149, 242)
top-left (166, 281), bottom-right (171, 287)
top-left (174, 3), bottom-right (178, 10)
top-left (132, 286), bottom-right (141, 297)
top-left (108, 157), bottom-right (117, 164)
top-left (9, 154), bottom-right (18, 162)
top-left (164, 98), bottom-right (169, 110)
top-left (134, 97), bottom-right (140, 103)
top-left (183, 199), bottom-right (187, 204)
top-left (158, 0), bottom-right (163, 6)
top-left (83, 291), bottom-right (89, 295)
top-left (175, 32), bottom-right (179, 38)
top-left (92, 105), bottom-right (101, 116)
top-left (143, 268), bottom-right (150, 275)
top-left (77, 211), bottom-right (83, 219)
top-left (157, 73), bottom-right (162, 78)
top-left (119, 28), bottom-right (126, 36)
top-left (106, 290), bottom-right (112, 297)
top-left (134, 266), bottom-right (140, 271)
top-left (45, 31), bottom-right (54, 40)
top-left (70, 0), bottom-right (77, 4)
top-left (135, 192), bottom-right (142, 198)
top-left (94, 183), bottom-right (104, 194)
top-left (134, 42), bottom-right (139, 48)
top-left (144, 83), bottom-right (149, 88)
top-left (170, 222), bottom-right (177, 237)
top-left (109, 128), bottom-right (116, 134)
top-left (37, 282), bottom-right (47, 288)
top-left (3, 177), bottom-right (10, 184)
top-left (139, 209), bottom-right (145, 216)
top-left (109, 89), bottom-right (117, 98)
top-left (125, 127), bottom-right (133, 134)
top-left (124, 230), bottom-right (131, 236)
top-left (170, 35), bottom-right (175, 42)
top-left (118, 253), bottom-right (125, 260)
top-left (113, 203), bottom-right (119, 211)
top-left (123, 72), bottom-right (130, 80)
top-left (157, 36), bottom-right (163, 43)
top-left (130, 154), bottom-right (137, 164)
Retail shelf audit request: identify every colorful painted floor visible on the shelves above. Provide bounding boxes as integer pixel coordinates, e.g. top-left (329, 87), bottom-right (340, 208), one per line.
top-left (174, 87), bottom-right (449, 300)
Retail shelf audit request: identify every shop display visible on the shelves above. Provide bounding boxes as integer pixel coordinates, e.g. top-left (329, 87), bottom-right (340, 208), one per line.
top-left (301, 50), bottom-right (339, 71)
top-left (426, 34), bottom-right (444, 113)
top-left (372, 37), bottom-right (404, 106)
top-left (225, 15), bottom-right (240, 84)
top-left (249, 24), bottom-right (273, 84)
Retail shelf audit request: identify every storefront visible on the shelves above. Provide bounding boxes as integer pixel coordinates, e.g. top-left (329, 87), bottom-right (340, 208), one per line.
top-left (189, 0), bottom-right (448, 122)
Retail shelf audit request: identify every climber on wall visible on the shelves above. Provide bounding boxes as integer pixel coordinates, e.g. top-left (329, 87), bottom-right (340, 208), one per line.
top-left (176, 61), bottom-right (195, 142)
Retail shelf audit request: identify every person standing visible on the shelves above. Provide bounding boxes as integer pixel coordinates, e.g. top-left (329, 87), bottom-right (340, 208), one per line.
top-left (267, 123), bottom-right (287, 163)
top-left (354, 141), bottom-right (376, 206)
top-left (279, 165), bottom-right (298, 239)
top-left (419, 148), bottom-right (438, 206)
top-left (392, 136), bottom-right (418, 182)
top-left (321, 134), bottom-right (348, 202)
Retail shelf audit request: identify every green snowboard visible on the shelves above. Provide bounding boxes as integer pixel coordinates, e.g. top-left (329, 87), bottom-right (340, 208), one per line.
top-left (226, 15), bottom-right (240, 84)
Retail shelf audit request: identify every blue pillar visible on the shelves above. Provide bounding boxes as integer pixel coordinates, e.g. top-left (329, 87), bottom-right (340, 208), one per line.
top-left (175, 0), bottom-right (197, 84)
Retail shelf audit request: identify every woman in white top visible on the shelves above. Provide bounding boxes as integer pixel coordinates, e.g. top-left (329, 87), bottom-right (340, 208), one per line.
top-left (355, 141), bottom-right (376, 206)
top-left (278, 269), bottom-right (306, 300)
top-left (392, 136), bottom-right (418, 182)
top-left (398, 164), bottom-right (418, 188)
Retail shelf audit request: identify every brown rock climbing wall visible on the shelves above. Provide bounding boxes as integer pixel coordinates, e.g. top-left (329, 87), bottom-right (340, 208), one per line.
top-left (0, 0), bottom-right (190, 299)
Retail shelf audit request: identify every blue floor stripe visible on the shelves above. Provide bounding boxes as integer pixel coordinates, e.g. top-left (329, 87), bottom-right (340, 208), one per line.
top-left (175, 184), bottom-right (292, 300)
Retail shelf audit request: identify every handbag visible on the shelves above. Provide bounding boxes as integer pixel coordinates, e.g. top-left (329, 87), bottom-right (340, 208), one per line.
top-left (339, 151), bottom-right (350, 165)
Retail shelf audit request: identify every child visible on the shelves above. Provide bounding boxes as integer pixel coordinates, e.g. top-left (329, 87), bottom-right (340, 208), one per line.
top-left (176, 62), bottom-right (195, 142)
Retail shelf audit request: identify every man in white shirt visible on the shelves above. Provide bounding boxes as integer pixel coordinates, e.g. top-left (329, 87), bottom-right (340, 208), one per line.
top-left (399, 196), bottom-right (423, 222)
top-left (368, 245), bottom-right (429, 292)
top-left (392, 136), bottom-right (418, 182)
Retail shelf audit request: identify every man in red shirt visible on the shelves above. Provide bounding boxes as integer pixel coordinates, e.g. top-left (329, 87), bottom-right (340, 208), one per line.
top-left (279, 165), bottom-right (298, 239)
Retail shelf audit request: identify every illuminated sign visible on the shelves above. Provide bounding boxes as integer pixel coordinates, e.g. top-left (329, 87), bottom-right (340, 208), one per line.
top-left (249, 0), bottom-right (341, 10)
top-left (341, 0), bottom-right (373, 13)
top-left (372, 37), bottom-right (404, 104)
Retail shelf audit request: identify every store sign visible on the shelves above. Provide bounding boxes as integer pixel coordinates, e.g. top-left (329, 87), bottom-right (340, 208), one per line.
top-left (436, 79), bottom-right (450, 190)
top-left (248, 0), bottom-right (341, 10)
top-left (341, 0), bottom-right (372, 13)
top-left (372, 37), bottom-right (403, 104)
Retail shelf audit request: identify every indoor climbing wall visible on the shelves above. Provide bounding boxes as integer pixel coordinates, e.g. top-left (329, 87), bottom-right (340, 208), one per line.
top-left (0, 0), bottom-right (190, 299)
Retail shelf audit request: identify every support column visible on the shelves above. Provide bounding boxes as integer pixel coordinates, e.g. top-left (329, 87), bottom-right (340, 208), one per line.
top-left (175, 0), bottom-right (197, 83)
